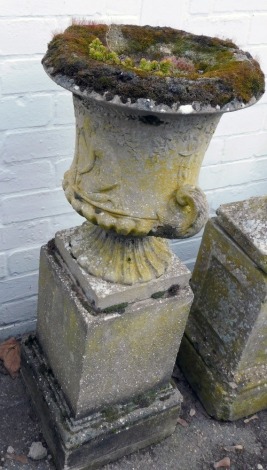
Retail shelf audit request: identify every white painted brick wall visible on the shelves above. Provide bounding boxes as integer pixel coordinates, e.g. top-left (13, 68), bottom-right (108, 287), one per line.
top-left (0, 0), bottom-right (266, 339)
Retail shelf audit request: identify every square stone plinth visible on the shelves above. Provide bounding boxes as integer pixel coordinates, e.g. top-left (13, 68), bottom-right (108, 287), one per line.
top-left (177, 216), bottom-right (267, 421)
top-left (21, 337), bottom-right (182, 470)
top-left (55, 225), bottom-right (191, 310)
top-left (37, 241), bottom-right (193, 418)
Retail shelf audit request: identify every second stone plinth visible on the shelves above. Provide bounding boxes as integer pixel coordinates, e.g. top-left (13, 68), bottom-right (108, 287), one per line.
top-left (177, 196), bottom-right (267, 421)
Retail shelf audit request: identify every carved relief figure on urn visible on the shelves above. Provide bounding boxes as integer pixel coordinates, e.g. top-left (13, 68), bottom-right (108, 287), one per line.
top-left (42, 23), bottom-right (264, 284)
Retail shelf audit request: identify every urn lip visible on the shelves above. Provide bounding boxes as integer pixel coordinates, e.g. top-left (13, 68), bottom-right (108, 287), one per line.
top-left (42, 23), bottom-right (265, 115)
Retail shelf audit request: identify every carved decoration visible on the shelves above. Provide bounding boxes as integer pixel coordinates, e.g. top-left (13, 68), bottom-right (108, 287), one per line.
top-left (63, 96), bottom-right (220, 243)
top-left (70, 223), bottom-right (171, 285)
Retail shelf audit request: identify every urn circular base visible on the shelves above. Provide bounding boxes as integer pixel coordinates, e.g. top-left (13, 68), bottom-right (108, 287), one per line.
top-left (69, 223), bottom-right (172, 285)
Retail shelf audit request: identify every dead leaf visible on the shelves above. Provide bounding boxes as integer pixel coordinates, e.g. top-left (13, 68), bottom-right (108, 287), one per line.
top-left (0, 337), bottom-right (21, 378)
top-left (223, 445), bottom-right (243, 452)
top-left (6, 453), bottom-right (28, 464)
top-left (214, 457), bottom-right (231, 468)
top-left (177, 417), bottom-right (188, 427)
top-left (189, 408), bottom-right (196, 417)
top-left (244, 414), bottom-right (258, 424)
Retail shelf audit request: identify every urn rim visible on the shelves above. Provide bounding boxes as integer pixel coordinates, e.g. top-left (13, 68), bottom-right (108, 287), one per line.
top-left (42, 23), bottom-right (265, 116)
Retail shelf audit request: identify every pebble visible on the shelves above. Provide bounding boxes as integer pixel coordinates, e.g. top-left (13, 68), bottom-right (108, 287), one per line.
top-left (28, 442), bottom-right (48, 461)
top-left (7, 446), bottom-right (14, 454)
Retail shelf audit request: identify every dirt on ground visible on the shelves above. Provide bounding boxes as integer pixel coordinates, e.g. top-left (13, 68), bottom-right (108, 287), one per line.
top-left (0, 361), bottom-right (266, 470)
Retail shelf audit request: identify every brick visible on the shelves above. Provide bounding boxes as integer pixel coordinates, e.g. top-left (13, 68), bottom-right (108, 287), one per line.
top-left (140, 0), bottom-right (187, 28)
top-left (185, 260), bottom-right (195, 272)
top-left (0, 220), bottom-right (52, 251)
top-left (51, 212), bottom-right (84, 233)
top-left (188, 15), bottom-right (250, 47)
top-left (0, 320), bottom-right (36, 341)
top-left (106, 0), bottom-right (142, 16)
top-left (213, 0), bottom-right (267, 12)
top-left (215, 105), bottom-right (264, 136)
top-left (171, 236), bottom-right (202, 262)
top-left (0, 95), bottom-right (53, 131)
top-left (0, 253), bottom-right (7, 279)
top-left (207, 180), bottom-right (267, 214)
top-left (8, 247), bottom-right (40, 276)
top-left (223, 133), bottom-right (267, 162)
top-left (202, 137), bottom-right (225, 166)
top-left (53, 93), bottom-right (75, 125)
top-left (0, 0), bottom-right (106, 16)
top-left (200, 157), bottom-right (267, 191)
top-left (1, 59), bottom-right (59, 94)
top-left (0, 296), bottom-right (37, 325)
top-left (190, 0), bottom-right (213, 14)
top-left (249, 14), bottom-right (267, 44)
top-left (0, 161), bottom-right (55, 194)
top-left (54, 157), bottom-right (72, 186)
top-left (0, 272), bottom-right (38, 304)
top-left (2, 127), bottom-right (75, 163)
top-left (1, 189), bottom-right (73, 223)
top-left (0, 18), bottom-right (57, 55)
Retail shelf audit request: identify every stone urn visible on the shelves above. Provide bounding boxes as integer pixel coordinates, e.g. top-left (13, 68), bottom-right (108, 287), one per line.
top-left (20, 24), bottom-right (265, 470)
top-left (42, 23), bottom-right (264, 285)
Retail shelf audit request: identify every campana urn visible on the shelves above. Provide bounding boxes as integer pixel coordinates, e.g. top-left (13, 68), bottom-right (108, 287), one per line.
top-left (42, 23), bottom-right (264, 284)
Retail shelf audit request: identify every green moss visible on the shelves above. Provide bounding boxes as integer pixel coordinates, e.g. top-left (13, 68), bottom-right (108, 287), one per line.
top-left (42, 23), bottom-right (265, 108)
top-left (132, 389), bottom-right (158, 407)
top-left (205, 59), bottom-right (264, 102)
top-left (101, 302), bottom-right (128, 314)
top-left (151, 290), bottom-right (166, 299)
top-left (87, 38), bottom-right (197, 77)
top-left (101, 406), bottom-right (120, 422)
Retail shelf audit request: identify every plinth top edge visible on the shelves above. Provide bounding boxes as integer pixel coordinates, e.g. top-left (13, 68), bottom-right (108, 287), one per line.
top-left (42, 23), bottom-right (265, 116)
top-left (216, 196), bottom-right (267, 274)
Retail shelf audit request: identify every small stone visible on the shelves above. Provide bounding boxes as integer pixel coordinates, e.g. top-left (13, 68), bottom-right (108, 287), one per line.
top-left (177, 417), bottom-right (188, 427)
top-left (244, 414), bottom-right (258, 423)
top-left (7, 446), bottom-right (14, 454)
top-left (214, 457), bottom-right (231, 468)
top-left (223, 444), bottom-right (243, 452)
top-left (28, 442), bottom-right (47, 461)
top-left (229, 382), bottom-right (238, 389)
top-left (257, 465), bottom-right (263, 470)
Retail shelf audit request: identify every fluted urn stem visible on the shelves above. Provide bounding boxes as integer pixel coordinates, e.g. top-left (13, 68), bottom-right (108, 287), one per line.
top-left (69, 223), bottom-right (172, 285)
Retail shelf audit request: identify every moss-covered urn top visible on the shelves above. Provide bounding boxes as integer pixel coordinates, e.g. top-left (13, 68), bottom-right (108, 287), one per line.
top-left (42, 23), bottom-right (265, 114)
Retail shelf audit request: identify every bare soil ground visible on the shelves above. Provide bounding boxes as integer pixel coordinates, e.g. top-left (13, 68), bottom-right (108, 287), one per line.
top-left (0, 364), bottom-right (266, 470)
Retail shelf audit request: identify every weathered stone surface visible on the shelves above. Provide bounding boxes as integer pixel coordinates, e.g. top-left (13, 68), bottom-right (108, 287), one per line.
top-left (62, 95), bottom-right (215, 241)
top-left (68, 223), bottom-right (172, 285)
top-left (177, 217), bottom-right (267, 421)
top-left (37, 241), bottom-right (193, 418)
top-left (217, 195), bottom-right (267, 274)
top-left (21, 337), bottom-right (182, 470)
top-left (55, 225), bottom-right (191, 309)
